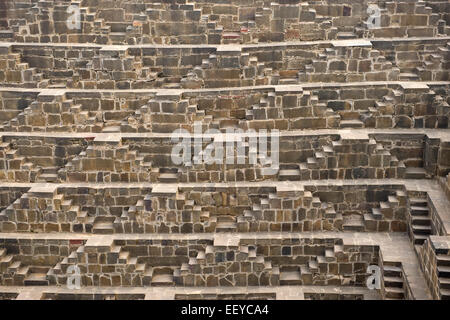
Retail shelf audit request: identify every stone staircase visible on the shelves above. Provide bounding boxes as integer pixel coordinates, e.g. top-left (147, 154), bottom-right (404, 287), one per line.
top-left (368, 0), bottom-right (442, 39)
top-left (342, 215), bottom-right (365, 232)
top-left (86, 46), bottom-right (157, 89)
top-left (0, 141), bottom-right (41, 182)
top-left (279, 243), bottom-right (362, 286)
top-left (173, 238), bottom-right (279, 287)
top-left (298, 42), bottom-right (398, 83)
top-left (408, 192), bottom-right (433, 246)
top-left (436, 253), bottom-right (450, 300)
top-left (48, 238), bottom-right (150, 287)
top-left (0, 135), bottom-right (88, 184)
top-left (0, 186), bottom-right (88, 233)
top-left (191, 47), bottom-right (272, 88)
top-left (0, 45), bottom-right (45, 88)
top-left (60, 136), bottom-right (152, 183)
top-left (0, 91), bottom-right (104, 133)
top-left (278, 137), bottom-right (406, 181)
top-left (0, 248), bottom-right (50, 286)
top-left (121, 91), bottom-right (213, 133)
top-left (383, 261), bottom-right (406, 300)
top-left (364, 190), bottom-right (407, 232)
top-left (0, 0), bottom-right (446, 45)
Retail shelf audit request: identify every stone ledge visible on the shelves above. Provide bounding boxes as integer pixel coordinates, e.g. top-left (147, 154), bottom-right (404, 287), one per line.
top-left (2, 36), bottom-right (449, 51)
top-left (1, 284), bottom-right (380, 300)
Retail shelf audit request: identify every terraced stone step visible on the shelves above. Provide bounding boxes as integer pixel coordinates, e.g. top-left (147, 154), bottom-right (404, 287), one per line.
top-left (278, 168), bottom-right (300, 181)
top-left (412, 224), bottom-right (432, 235)
top-left (410, 206), bottom-right (429, 216)
top-left (411, 216), bottom-right (431, 226)
top-left (159, 172), bottom-right (179, 183)
top-left (385, 287), bottom-right (405, 299)
top-left (342, 216), bottom-right (364, 232)
top-left (93, 217), bottom-right (115, 234)
top-left (340, 120), bottom-right (364, 128)
top-left (437, 255), bottom-right (450, 267)
top-left (410, 198), bottom-right (428, 207)
top-left (441, 289), bottom-right (450, 300)
top-left (439, 277), bottom-right (450, 290)
top-left (151, 268), bottom-right (174, 287)
top-left (0, 256), bottom-right (14, 273)
top-left (413, 234), bottom-right (429, 245)
top-left (405, 167), bottom-right (427, 179)
top-left (24, 267), bottom-right (50, 286)
top-left (438, 266), bottom-right (450, 278)
top-left (384, 276), bottom-right (404, 289)
top-left (383, 265), bottom-right (402, 278)
top-left (279, 270), bottom-right (301, 285)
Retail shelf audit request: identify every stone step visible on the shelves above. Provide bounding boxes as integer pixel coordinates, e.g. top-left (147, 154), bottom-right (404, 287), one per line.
top-left (412, 224), bottom-right (432, 235)
top-left (438, 277), bottom-right (450, 290)
top-left (128, 257), bottom-right (138, 267)
top-left (40, 166), bottom-right (60, 174)
top-left (222, 32), bottom-right (241, 40)
top-left (36, 173), bottom-right (58, 182)
top-left (15, 265), bottom-right (30, 279)
top-left (342, 216), bottom-right (364, 232)
top-left (159, 172), bottom-right (178, 183)
top-left (405, 167), bottom-right (427, 179)
top-left (24, 271), bottom-right (49, 286)
top-left (215, 221), bottom-right (237, 232)
top-left (118, 250), bottom-right (130, 264)
top-left (7, 260), bottom-right (21, 273)
top-left (279, 270), bottom-right (301, 285)
top-left (438, 266), bottom-right (450, 278)
top-left (437, 255), bottom-right (450, 267)
top-left (383, 265), bottom-right (402, 278)
top-left (84, 237), bottom-right (115, 253)
top-left (324, 249), bottom-right (335, 262)
top-left (340, 119), bottom-right (364, 128)
top-left (315, 152), bottom-right (325, 160)
top-left (151, 273), bottom-right (174, 286)
top-left (136, 263), bottom-right (146, 273)
top-left (384, 276), bottom-right (403, 289)
top-left (248, 248), bottom-right (257, 260)
top-left (77, 211), bottom-right (88, 223)
top-left (441, 289), bottom-right (450, 300)
top-left (371, 208), bottom-right (383, 220)
top-left (324, 206), bottom-right (336, 218)
top-left (93, 219), bottom-right (114, 234)
top-left (399, 73), bottom-right (419, 81)
top-left (322, 145), bottom-right (333, 154)
top-left (334, 245), bottom-right (344, 255)
top-left (0, 254), bottom-right (14, 272)
top-left (306, 157), bottom-right (319, 169)
top-left (385, 287), bottom-right (404, 299)
top-left (60, 199), bottom-right (73, 211)
top-left (196, 251), bottom-right (206, 261)
top-left (308, 260), bottom-right (319, 272)
top-left (336, 32), bottom-right (357, 39)
top-left (387, 196), bottom-right (399, 207)
top-left (413, 233), bottom-right (428, 245)
top-left (300, 265), bottom-right (311, 277)
top-left (278, 168), bottom-right (300, 181)
top-left (411, 216), bottom-right (431, 226)
top-left (409, 198), bottom-right (428, 207)
top-left (410, 206), bottom-right (429, 216)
